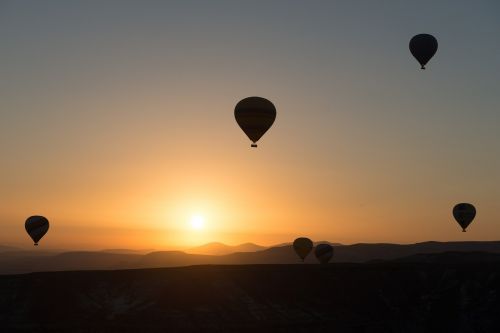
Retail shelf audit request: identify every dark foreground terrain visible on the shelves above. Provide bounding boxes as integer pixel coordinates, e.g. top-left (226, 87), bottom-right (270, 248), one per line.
top-left (1, 254), bottom-right (500, 332)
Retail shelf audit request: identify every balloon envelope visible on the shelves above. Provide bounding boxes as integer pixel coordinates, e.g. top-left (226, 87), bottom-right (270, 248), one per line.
top-left (409, 34), bottom-right (438, 69)
top-left (453, 203), bottom-right (476, 232)
top-left (25, 216), bottom-right (49, 245)
top-left (234, 97), bottom-right (276, 147)
top-left (293, 237), bottom-right (313, 261)
top-left (314, 244), bottom-right (333, 264)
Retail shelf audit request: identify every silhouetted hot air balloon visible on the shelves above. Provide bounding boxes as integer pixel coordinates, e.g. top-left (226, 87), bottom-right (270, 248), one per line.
top-left (25, 216), bottom-right (49, 246)
top-left (314, 244), bottom-right (333, 264)
top-left (453, 203), bottom-right (476, 232)
top-left (234, 97), bottom-right (276, 147)
top-left (409, 34), bottom-right (438, 69)
top-left (293, 237), bottom-right (313, 261)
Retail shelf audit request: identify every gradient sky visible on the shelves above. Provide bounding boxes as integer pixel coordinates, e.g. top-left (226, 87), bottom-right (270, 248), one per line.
top-left (1, 1), bottom-right (499, 249)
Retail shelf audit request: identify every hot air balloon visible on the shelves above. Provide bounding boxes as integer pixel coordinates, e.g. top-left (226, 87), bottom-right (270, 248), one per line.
top-left (293, 237), bottom-right (313, 261)
top-left (25, 216), bottom-right (49, 246)
top-left (453, 203), bottom-right (476, 232)
top-left (314, 244), bottom-right (333, 264)
top-left (234, 96), bottom-right (276, 147)
top-left (409, 34), bottom-right (438, 69)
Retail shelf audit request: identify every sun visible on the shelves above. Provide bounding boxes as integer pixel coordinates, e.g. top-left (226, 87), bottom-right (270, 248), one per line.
top-left (189, 214), bottom-right (205, 230)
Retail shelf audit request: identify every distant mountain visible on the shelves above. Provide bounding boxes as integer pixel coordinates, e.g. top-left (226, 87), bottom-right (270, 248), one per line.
top-left (3, 241), bottom-right (500, 275)
top-left (101, 248), bottom-right (155, 255)
top-left (271, 241), bottom-right (343, 247)
top-left (332, 241), bottom-right (500, 262)
top-left (314, 240), bottom-right (343, 246)
top-left (138, 251), bottom-right (214, 268)
top-left (187, 242), bottom-right (267, 255)
top-left (0, 245), bottom-right (20, 252)
top-left (1, 260), bottom-right (500, 332)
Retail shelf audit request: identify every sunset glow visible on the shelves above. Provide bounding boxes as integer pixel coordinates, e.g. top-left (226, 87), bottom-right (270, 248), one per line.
top-left (0, 1), bottom-right (498, 251)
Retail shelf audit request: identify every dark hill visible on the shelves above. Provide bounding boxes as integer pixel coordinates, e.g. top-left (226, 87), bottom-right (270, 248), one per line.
top-left (1, 257), bottom-right (499, 332)
top-left (187, 242), bottom-right (267, 255)
top-left (392, 251), bottom-right (500, 264)
top-left (3, 241), bottom-right (500, 274)
top-left (0, 245), bottom-right (20, 252)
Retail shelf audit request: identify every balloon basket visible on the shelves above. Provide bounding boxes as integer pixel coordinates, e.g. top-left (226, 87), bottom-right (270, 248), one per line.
top-left (251, 143), bottom-right (257, 148)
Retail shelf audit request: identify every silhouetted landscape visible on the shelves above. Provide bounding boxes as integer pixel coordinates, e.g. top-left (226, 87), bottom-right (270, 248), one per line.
top-left (2, 241), bottom-right (500, 274)
top-left (1, 251), bottom-right (500, 332)
top-left (2, 1), bottom-right (499, 332)
top-left (186, 242), bottom-right (268, 255)
top-left (2, 242), bottom-right (500, 332)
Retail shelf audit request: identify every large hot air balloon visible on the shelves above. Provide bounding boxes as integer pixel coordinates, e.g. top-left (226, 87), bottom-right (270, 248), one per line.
top-left (293, 237), bottom-right (313, 261)
top-left (409, 34), bottom-right (438, 69)
top-left (314, 244), bottom-right (333, 264)
top-left (453, 203), bottom-right (476, 232)
top-left (25, 216), bottom-right (49, 246)
top-left (234, 97), bottom-right (276, 147)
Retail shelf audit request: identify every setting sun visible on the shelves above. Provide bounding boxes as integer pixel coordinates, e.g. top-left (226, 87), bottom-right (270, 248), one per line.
top-left (189, 215), bottom-right (205, 230)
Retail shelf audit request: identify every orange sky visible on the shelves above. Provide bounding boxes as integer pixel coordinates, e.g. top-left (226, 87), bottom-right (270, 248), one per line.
top-left (1, 1), bottom-right (499, 250)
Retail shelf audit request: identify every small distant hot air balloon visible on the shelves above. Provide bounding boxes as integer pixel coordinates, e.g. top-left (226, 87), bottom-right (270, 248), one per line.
top-left (314, 244), bottom-right (333, 264)
top-left (453, 203), bottom-right (476, 232)
top-left (293, 237), bottom-right (313, 261)
top-left (234, 96), bottom-right (276, 148)
top-left (409, 34), bottom-right (438, 69)
top-left (25, 216), bottom-right (49, 246)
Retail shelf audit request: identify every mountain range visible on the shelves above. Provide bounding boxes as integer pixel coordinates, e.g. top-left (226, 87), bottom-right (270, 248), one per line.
top-left (186, 242), bottom-right (267, 255)
top-left (2, 241), bottom-right (500, 275)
